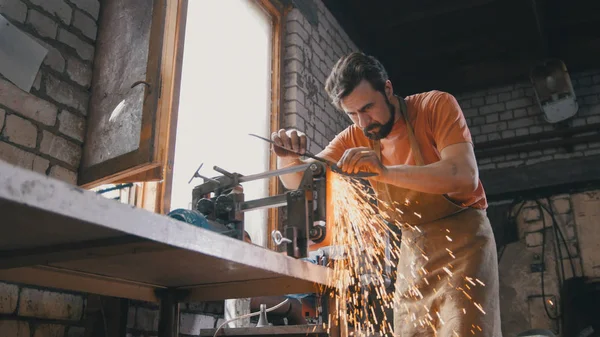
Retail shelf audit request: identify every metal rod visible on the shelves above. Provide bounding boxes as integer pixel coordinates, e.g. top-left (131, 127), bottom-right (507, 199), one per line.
top-left (238, 163), bottom-right (312, 183)
top-left (240, 195), bottom-right (287, 212)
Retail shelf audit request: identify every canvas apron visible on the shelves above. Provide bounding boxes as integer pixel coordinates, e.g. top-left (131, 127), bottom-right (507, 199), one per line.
top-left (370, 98), bottom-right (501, 337)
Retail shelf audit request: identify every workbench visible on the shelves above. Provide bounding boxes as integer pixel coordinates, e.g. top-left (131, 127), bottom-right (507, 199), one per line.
top-left (0, 160), bottom-right (334, 336)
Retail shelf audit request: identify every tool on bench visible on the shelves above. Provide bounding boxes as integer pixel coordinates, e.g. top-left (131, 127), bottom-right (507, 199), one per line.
top-left (168, 157), bottom-right (330, 258)
top-left (248, 133), bottom-right (378, 178)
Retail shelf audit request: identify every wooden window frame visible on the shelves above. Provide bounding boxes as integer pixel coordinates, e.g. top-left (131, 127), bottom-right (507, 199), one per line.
top-left (153, 0), bottom-right (286, 249)
top-left (82, 0), bottom-right (286, 248)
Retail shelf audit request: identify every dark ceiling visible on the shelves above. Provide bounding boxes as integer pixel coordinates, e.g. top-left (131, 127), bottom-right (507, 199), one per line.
top-left (321, 0), bottom-right (600, 95)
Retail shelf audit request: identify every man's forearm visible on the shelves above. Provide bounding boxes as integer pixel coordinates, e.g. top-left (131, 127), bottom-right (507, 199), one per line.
top-left (378, 159), bottom-right (478, 195)
top-left (277, 157), bottom-right (305, 189)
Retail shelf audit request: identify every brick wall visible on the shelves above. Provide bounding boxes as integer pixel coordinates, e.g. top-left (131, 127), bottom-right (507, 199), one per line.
top-left (282, 0), bottom-right (357, 152)
top-left (0, 0), bottom-right (97, 185)
top-left (454, 69), bottom-right (600, 335)
top-left (455, 69), bottom-right (600, 170)
top-left (125, 301), bottom-right (226, 337)
top-left (0, 282), bottom-right (86, 337)
top-left (0, 0), bottom-right (98, 336)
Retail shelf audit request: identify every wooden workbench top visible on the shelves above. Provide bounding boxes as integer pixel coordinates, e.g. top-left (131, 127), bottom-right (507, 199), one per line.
top-left (0, 160), bottom-right (332, 303)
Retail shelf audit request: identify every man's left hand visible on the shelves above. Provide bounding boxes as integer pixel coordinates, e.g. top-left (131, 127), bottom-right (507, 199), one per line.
top-left (337, 147), bottom-right (387, 176)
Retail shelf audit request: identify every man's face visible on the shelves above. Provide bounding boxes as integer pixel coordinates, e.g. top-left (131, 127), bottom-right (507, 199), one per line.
top-left (340, 80), bottom-right (395, 140)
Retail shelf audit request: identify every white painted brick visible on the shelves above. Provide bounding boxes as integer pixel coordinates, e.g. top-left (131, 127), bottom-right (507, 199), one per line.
top-left (479, 163), bottom-right (496, 171)
top-left (3, 114), bottom-right (37, 148)
top-left (0, 320), bottom-right (29, 336)
top-left (27, 9), bottom-right (58, 39)
top-left (551, 197), bottom-right (571, 214)
top-left (525, 155), bottom-right (553, 165)
top-left (283, 113), bottom-right (297, 128)
top-left (72, 9), bottom-right (97, 39)
top-left (286, 20), bottom-right (309, 42)
top-left (497, 160), bottom-right (523, 168)
top-left (502, 130), bottom-right (516, 138)
top-left (498, 92), bottom-right (511, 102)
top-left (529, 125), bottom-right (543, 134)
top-left (33, 324), bottom-right (65, 337)
top-left (499, 110), bottom-right (513, 120)
top-left (286, 32), bottom-right (305, 47)
top-left (39, 130), bottom-right (81, 167)
top-left (66, 56), bottom-right (92, 88)
top-left (48, 164), bottom-right (77, 184)
top-left (515, 128), bottom-right (529, 136)
top-left (45, 75), bottom-right (89, 114)
top-left (485, 114), bottom-right (499, 123)
top-left (522, 207), bottom-right (541, 222)
top-left (584, 148), bottom-right (600, 156)
top-left (71, 0), bottom-right (100, 19)
top-left (485, 94), bottom-right (498, 104)
top-left (471, 97), bottom-right (485, 107)
top-left (513, 108), bottom-right (527, 118)
top-left (18, 288), bottom-right (84, 320)
top-left (58, 28), bottom-right (95, 61)
top-left (135, 307), bottom-right (159, 332)
top-left (0, 108), bottom-right (4, 131)
top-left (506, 97), bottom-right (533, 109)
top-left (58, 110), bottom-right (85, 142)
top-left (33, 38), bottom-right (66, 72)
top-left (284, 59), bottom-right (303, 74)
top-left (29, 0), bottom-right (72, 24)
top-left (525, 231), bottom-right (543, 247)
top-left (508, 117), bottom-right (536, 129)
top-left (479, 103), bottom-right (505, 114)
top-left (284, 87), bottom-right (305, 105)
top-left (0, 78), bottom-right (57, 125)
top-left (559, 240), bottom-right (579, 259)
top-left (0, 0), bottom-right (26, 23)
top-left (66, 326), bottom-right (85, 337)
top-left (180, 313), bottom-right (215, 335)
top-left (0, 282), bottom-right (18, 314)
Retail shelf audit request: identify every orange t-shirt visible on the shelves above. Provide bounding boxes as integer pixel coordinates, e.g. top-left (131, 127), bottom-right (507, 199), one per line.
top-left (318, 90), bottom-right (488, 210)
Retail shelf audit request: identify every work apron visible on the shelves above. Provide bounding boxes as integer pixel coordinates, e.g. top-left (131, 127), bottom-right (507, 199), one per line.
top-left (369, 98), bottom-right (501, 337)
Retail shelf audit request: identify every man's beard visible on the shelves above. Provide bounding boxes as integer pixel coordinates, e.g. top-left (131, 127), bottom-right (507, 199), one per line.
top-left (363, 95), bottom-right (396, 140)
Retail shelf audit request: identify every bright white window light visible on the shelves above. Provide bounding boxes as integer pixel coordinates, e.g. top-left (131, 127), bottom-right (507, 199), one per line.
top-left (170, 0), bottom-right (273, 247)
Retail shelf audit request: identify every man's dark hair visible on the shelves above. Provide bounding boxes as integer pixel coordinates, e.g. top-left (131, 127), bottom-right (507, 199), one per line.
top-left (325, 52), bottom-right (389, 111)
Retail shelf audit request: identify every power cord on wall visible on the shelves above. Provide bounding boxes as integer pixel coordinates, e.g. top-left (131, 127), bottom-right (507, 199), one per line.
top-left (501, 195), bottom-right (581, 322)
top-left (212, 298), bottom-right (289, 337)
top-left (533, 198), bottom-right (579, 322)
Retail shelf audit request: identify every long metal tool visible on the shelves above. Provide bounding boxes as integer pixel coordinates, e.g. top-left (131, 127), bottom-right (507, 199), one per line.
top-left (249, 133), bottom-right (377, 178)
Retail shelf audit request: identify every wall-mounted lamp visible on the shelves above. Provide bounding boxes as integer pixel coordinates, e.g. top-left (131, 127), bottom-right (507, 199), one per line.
top-left (530, 59), bottom-right (578, 123)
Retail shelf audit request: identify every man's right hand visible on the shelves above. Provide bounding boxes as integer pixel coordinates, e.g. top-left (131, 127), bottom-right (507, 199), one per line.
top-left (271, 129), bottom-right (307, 158)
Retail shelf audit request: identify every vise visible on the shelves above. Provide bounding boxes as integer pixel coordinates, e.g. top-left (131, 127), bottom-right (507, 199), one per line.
top-left (168, 161), bottom-right (329, 259)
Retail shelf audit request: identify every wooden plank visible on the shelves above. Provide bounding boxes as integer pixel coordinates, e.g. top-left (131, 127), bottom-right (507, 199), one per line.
top-left (0, 161), bottom-right (332, 292)
top-left (0, 266), bottom-right (160, 302)
top-left (199, 324), bottom-right (327, 336)
top-left (480, 154), bottom-right (600, 199)
top-left (185, 277), bottom-right (323, 302)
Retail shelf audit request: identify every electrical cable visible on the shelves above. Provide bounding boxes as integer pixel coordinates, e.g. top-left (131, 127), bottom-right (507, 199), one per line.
top-left (537, 199), bottom-right (578, 279)
top-left (536, 201), bottom-right (560, 321)
top-left (212, 298), bottom-right (290, 337)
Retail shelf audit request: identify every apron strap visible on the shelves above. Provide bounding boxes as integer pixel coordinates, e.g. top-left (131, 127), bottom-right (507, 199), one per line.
top-left (398, 96), bottom-right (424, 166)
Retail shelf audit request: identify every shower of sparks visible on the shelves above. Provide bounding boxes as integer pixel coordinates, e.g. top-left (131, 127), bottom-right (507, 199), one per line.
top-left (318, 174), bottom-right (488, 337)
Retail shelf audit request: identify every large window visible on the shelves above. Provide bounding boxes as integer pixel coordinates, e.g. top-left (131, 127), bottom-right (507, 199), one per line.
top-left (87, 0), bottom-right (283, 248)
top-left (168, 0), bottom-right (281, 247)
